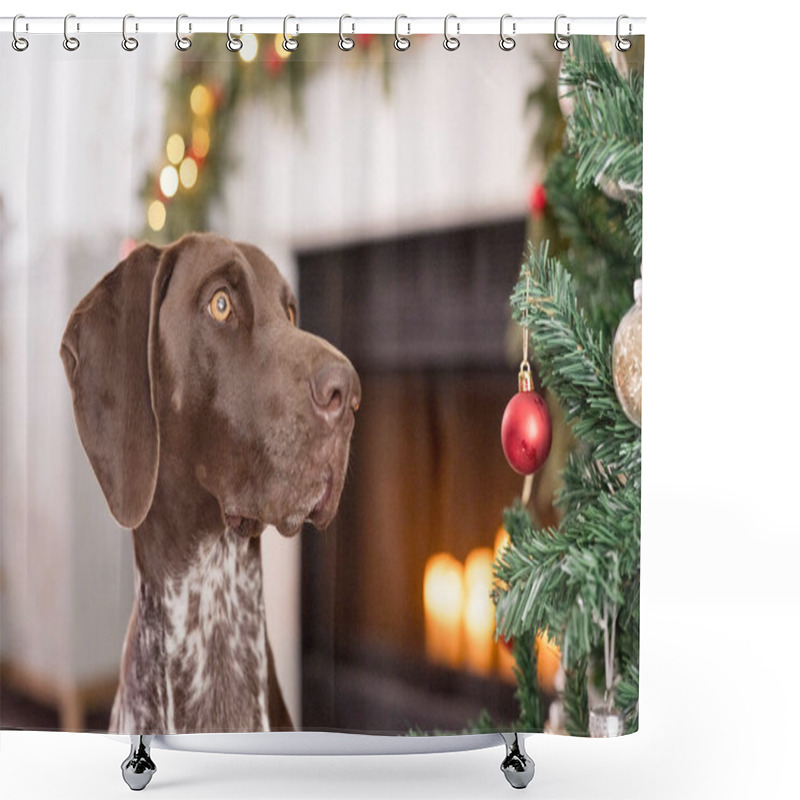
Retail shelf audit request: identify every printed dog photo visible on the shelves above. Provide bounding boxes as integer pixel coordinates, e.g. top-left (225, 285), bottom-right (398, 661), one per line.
top-left (60, 234), bottom-right (359, 733)
top-left (1, 32), bottom-right (641, 742)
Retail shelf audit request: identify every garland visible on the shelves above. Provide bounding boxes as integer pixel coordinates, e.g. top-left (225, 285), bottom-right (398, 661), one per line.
top-left (141, 33), bottom-right (393, 242)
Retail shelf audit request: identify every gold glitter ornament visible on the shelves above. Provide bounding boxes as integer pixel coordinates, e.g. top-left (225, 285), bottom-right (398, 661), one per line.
top-left (613, 278), bottom-right (642, 427)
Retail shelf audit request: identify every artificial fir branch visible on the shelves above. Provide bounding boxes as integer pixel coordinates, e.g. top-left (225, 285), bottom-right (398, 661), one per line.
top-left (494, 486), bottom-right (639, 654)
top-left (509, 242), bottom-right (640, 465)
top-left (564, 657), bottom-right (590, 736)
top-left (495, 235), bottom-right (640, 734)
top-left (559, 37), bottom-right (643, 190)
top-left (544, 152), bottom-right (639, 332)
top-left (512, 630), bottom-right (544, 732)
top-left (558, 36), bottom-right (644, 256)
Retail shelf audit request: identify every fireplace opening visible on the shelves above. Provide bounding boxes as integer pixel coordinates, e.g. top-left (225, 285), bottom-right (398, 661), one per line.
top-left (297, 218), bottom-right (555, 733)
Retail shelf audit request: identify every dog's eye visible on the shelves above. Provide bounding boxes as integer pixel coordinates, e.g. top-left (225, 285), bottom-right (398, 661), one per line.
top-left (209, 290), bottom-right (232, 322)
top-left (287, 305), bottom-right (296, 326)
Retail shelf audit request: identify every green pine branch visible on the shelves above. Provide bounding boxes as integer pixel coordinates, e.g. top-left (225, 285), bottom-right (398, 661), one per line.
top-left (494, 484), bottom-right (639, 655)
top-left (558, 36), bottom-right (644, 255)
top-left (564, 657), bottom-right (589, 736)
top-left (512, 629), bottom-right (544, 731)
top-left (496, 230), bottom-right (640, 734)
top-left (509, 241), bottom-right (639, 465)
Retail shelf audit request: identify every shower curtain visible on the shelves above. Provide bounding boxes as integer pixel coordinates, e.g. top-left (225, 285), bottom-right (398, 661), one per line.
top-left (0, 22), bottom-right (643, 742)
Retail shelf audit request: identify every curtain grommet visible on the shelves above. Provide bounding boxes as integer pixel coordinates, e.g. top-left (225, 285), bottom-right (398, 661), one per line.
top-left (443, 14), bottom-right (460, 51)
top-left (121, 14), bottom-right (139, 51)
top-left (554, 14), bottom-right (570, 51)
top-left (499, 14), bottom-right (516, 51)
top-left (12, 14), bottom-right (29, 51)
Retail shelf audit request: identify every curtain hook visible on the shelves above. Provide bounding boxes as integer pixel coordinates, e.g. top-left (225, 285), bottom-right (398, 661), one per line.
top-left (553, 14), bottom-right (570, 51)
top-left (443, 13), bottom-right (460, 51)
top-left (226, 15), bottom-right (243, 52)
top-left (176, 14), bottom-right (192, 51)
top-left (63, 14), bottom-right (80, 51)
top-left (339, 14), bottom-right (355, 51)
top-left (616, 14), bottom-right (632, 51)
top-left (394, 14), bottom-right (410, 51)
top-left (283, 15), bottom-right (299, 52)
top-left (499, 13), bottom-right (516, 51)
top-left (122, 14), bottom-right (139, 51)
top-left (12, 14), bottom-right (29, 51)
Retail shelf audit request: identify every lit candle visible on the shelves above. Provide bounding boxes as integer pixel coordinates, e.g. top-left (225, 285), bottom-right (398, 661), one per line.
top-left (423, 554), bottom-right (464, 667)
top-left (464, 548), bottom-right (495, 675)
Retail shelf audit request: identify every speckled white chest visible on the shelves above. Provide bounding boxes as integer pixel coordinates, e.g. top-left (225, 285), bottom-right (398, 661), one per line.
top-left (112, 528), bottom-right (272, 734)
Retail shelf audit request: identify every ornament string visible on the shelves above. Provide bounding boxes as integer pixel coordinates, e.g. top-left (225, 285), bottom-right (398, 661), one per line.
top-left (602, 599), bottom-right (619, 706)
top-left (521, 272), bottom-right (533, 506)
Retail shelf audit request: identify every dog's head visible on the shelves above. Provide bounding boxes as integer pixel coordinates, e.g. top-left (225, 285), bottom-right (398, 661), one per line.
top-left (60, 233), bottom-right (360, 538)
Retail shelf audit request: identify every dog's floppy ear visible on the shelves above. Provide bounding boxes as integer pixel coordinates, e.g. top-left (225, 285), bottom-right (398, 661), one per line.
top-left (61, 243), bottom-right (172, 529)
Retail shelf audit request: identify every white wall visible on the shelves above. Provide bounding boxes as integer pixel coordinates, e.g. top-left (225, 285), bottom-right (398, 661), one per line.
top-left (1, 36), bottom-right (172, 690)
top-left (217, 34), bottom-right (545, 250)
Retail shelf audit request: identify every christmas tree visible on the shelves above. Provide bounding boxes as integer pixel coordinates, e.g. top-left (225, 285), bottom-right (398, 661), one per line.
top-left (494, 35), bottom-right (643, 736)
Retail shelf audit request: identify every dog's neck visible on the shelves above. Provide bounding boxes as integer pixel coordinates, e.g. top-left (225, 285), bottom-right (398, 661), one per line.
top-left (112, 457), bottom-right (273, 734)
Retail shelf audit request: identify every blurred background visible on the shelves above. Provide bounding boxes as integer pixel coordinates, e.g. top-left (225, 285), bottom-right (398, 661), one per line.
top-left (1, 30), bottom-right (573, 733)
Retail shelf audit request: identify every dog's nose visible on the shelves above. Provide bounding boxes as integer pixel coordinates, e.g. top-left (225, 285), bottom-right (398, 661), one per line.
top-left (310, 361), bottom-right (360, 425)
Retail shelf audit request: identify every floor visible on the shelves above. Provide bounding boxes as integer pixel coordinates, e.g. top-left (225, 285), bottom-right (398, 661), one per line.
top-left (0, 680), bottom-right (111, 732)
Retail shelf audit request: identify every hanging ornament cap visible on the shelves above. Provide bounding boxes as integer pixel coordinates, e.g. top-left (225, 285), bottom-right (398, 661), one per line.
top-left (518, 361), bottom-right (533, 392)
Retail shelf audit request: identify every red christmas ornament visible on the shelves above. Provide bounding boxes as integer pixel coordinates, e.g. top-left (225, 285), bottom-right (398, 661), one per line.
top-left (501, 363), bottom-right (552, 475)
top-left (529, 183), bottom-right (547, 218)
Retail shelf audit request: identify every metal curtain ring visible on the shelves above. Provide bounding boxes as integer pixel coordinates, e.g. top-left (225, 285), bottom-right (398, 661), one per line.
top-left (553, 14), bottom-right (570, 51)
top-left (499, 13), bottom-right (516, 51)
top-left (12, 14), bottom-right (29, 51)
top-left (122, 14), bottom-right (139, 51)
top-left (226, 15), bottom-right (242, 52)
top-left (616, 14), bottom-right (632, 51)
top-left (443, 14), bottom-right (460, 51)
top-left (176, 14), bottom-right (192, 51)
top-left (63, 14), bottom-right (80, 51)
top-left (394, 15), bottom-right (410, 51)
top-left (338, 14), bottom-right (355, 51)
top-left (283, 15), bottom-right (299, 51)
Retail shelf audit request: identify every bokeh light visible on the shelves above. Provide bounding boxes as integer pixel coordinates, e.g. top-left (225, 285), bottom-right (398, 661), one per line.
top-left (166, 133), bottom-right (185, 165)
top-left (190, 84), bottom-right (212, 116)
top-left (147, 200), bottom-right (166, 232)
top-left (179, 157), bottom-right (198, 189)
top-left (239, 34), bottom-right (258, 62)
top-left (159, 165), bottom-right (179, 198)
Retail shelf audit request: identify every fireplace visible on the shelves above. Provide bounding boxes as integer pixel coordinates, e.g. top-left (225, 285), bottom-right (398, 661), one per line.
top-left (297, 218), bottom-right (541, 733)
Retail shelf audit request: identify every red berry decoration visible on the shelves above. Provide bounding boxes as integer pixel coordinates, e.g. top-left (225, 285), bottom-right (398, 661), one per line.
top-left (501, 363), bottom-right (552, 475)
top-left (529, 183), bottom-right (547, 218)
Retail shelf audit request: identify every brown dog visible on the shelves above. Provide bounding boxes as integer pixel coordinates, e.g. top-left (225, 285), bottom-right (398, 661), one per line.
top-left (60, 233), bottom-right (360, 734)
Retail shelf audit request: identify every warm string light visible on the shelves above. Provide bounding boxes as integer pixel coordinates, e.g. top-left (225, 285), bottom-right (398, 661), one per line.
top-left (238, 33), bottom-right (259, 62)
top-left (166, 133), bottom-right (185, 165)
top-left (145, 24), bottom-right (304, 233)
top-left (179, 157), bottom-right (198, 188)
top-left (147, 200), bottom-right (166, 232)
top-left (159, 165), bottom-right (179, 198)
top-left (149, 83), bottom-right (213, 231)
top-left (274, 33), bottom-right (291, 60)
